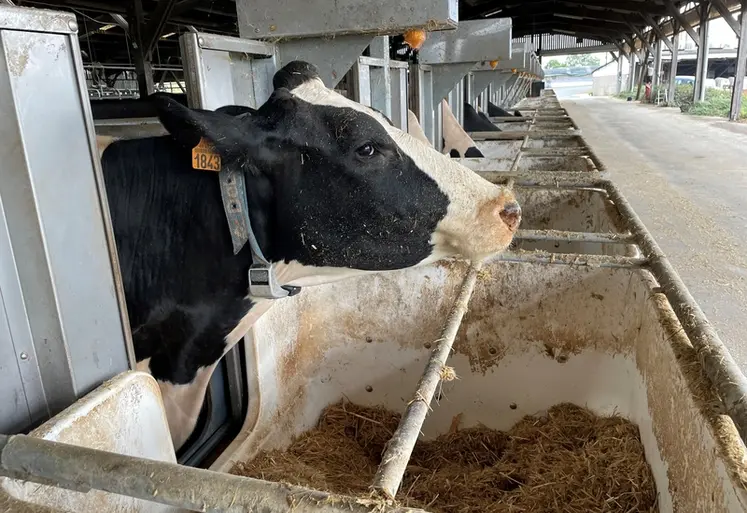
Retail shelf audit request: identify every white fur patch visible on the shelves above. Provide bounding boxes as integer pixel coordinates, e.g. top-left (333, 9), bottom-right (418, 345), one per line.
top-left (407, 110), bottom-right (433, 147)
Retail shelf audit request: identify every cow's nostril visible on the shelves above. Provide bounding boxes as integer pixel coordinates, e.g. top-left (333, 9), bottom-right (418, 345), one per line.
top-left (499, 201), bottom-right (521, 230)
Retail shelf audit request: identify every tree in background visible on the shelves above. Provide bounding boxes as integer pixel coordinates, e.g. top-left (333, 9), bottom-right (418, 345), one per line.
top-left (565, 54), bottom-right (601, 67)
top-left (545, 59), bottom-right (564, 69)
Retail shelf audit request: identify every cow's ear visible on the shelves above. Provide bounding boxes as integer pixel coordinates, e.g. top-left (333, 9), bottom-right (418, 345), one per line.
top-left (150, 93), bottom-right (255, 156)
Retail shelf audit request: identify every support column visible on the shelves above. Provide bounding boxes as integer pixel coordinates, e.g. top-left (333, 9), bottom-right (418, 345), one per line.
top-left (729, 3), bottom-right (747, 121)
top-left (653, 40), bottom-right (663, 93)
top-left (616, 51), bottom-right (624, 94)
top-left (694, 2), bottom-right (711, 102)
top-left (668, 30), bottom-right (680, 106)
top-left (628, 51), bottom-right (637, 92)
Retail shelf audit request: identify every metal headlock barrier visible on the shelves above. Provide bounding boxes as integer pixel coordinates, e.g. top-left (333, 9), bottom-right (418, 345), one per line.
top-left (3, 2), bottom-right (747, 512)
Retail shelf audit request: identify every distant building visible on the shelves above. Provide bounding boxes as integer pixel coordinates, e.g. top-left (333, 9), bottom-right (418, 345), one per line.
top-left (592, 60), bottom-right (627, 96)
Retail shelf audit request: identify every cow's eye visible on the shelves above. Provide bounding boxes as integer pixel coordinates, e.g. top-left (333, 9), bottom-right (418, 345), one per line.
top-left (355, 143), bottom-right (376, 158)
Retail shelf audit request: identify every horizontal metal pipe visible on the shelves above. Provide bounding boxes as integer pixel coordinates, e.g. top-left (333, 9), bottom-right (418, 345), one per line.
top-left (0, 434), bottom-right (424, 513)
top-left (496, 251), bottom-right (646, 269)
top-left (371, 263), bottom-right (482, 499)
top-left (604, 181), bottom-right (747, 443)
top-left (515, 229), bottom-right (634, 244)
top-left (470, 130), bottom-right (582, 140)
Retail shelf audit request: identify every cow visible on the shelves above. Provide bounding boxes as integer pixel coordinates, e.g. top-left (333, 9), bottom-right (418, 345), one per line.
top-left (99, 60), bottom-right (521, 450)
top-left (441, 100), bottom-right (485, 158)
top-left (463, 102), bottom-right (501, 133)
top-left (488, 101), bottom-right (522, 118)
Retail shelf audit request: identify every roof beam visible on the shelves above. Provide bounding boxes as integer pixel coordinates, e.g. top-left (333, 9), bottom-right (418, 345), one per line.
top-left (554, 0), bottom-right (667, 16)
top-left (485, 3), bottom-right (632, 24)
top-left (664, 0), bottom-right (700, 45)
top-left (512, 20), bottom-right (626, 38)
top-left (710, 0), bottom-right (742, 36)
top-left (470, 0), bottom-right (666, 19)
top-left (142, 0), bottom-right (179, 57)
top-left (642, 13), bottom-right (675, 52)
top-left (627, 19), bottom-right (654, 54)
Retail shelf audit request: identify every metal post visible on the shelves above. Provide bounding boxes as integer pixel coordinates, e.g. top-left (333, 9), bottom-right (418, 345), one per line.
top-left (616, 50), bottom-right (624, 94)
top-left (368, 37), bottom-right (392, 119)
top-left (695, 2), bottom-right (711, 102)
top-left (0, 6), bottom-right (133, 432)
top-left (464, 73), bottom-right (473, 108)
top-left (130, 0), bottom-right (155, 97)
top-left (729, 4), bottom-right (747, 121)
top-left (668, 29), bottom-right (680, 106)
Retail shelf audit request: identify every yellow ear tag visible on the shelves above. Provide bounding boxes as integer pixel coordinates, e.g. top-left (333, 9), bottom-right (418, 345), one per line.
top-left (192, 137), bottom-right (221, 172)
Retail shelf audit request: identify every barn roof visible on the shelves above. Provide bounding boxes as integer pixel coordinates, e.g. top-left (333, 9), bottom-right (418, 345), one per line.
top-left (9, 0), bottom-right (740, 67)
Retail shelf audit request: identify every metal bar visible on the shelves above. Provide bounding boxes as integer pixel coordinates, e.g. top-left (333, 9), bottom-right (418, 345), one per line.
top-left (496, 251), bottom-right (646, 269)
top-left (469, 129), bottom-right (582, 140)
top-left (351, 60), bottom-right (372, 107)
top-left (0, 434), bottom-right (426, 513)
top-left (143, 0), bottom-right (178, 57)
top-left (368, 37), bottom-right (392, 119)
top-left (130, 0), bottom-right (155, 97)
top-left (109, 13), bottom-right (129, 30)
top-left (604, 181), bottom-right (747, 442)
top-left (515, 230), bottom-right (634, 244)
top-left (371, 263), bottom-right (482, 498)
top-left (664, 0), bottom-right (700, 45)
top-left (358, 56), bottom-right (388, 68)
top-left (197, 33), bottom-right (274, 55)
top-left (710, 0), bottom-right (741, 36)
top-left (729, 3), bottom-right (747, 121)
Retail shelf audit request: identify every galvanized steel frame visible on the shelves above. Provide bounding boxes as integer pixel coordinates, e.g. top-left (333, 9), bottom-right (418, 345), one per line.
top-left (0, 4), bottom-right (133, 433)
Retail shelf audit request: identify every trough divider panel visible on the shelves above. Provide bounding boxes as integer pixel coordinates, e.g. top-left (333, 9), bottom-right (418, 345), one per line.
top-left (370, 263), bottom-right (483, 499)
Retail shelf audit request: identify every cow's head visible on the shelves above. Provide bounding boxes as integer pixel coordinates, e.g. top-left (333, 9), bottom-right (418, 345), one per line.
top-left (153, 61), bottom-right (520, 288)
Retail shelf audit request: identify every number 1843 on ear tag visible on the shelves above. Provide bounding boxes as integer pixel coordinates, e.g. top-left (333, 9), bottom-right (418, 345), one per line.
top-left (192, 138), bottom-right (221, 172)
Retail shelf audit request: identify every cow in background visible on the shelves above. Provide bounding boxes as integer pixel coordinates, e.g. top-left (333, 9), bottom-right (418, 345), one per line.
top-left (488, 101), bottom-right (522, 118)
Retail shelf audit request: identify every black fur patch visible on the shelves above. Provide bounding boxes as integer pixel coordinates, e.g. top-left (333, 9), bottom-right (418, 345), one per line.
top-left (464, 146), bottom-right (484, 158)
top-left (463, 102), bottom-right (501, 132)
top-left (449, 149), bottom-right (461, 158)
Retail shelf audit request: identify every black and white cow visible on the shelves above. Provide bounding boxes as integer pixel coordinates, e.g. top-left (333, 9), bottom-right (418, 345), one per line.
top-left (463, 102), bottom-right (502, 133)
top-left (100, 61), bottom-right (521, 449)
top-left (488, 101), bottom-right (522, 118)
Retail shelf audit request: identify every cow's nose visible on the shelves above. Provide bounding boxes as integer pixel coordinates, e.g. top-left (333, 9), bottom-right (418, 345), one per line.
top-left (499, 201), bottom-right (522, 231)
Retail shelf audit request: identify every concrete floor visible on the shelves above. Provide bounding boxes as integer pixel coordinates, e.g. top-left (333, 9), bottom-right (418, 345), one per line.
top-left (564, 97), bottom-right (747, 373)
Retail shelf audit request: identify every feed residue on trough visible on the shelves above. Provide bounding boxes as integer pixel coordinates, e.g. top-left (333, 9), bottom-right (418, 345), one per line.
top-left (230, 401), bottom-right (657, 513)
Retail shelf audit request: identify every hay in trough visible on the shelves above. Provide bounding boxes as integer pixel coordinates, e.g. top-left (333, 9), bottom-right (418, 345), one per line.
top-left (230, 401), bottom-right (657, 513)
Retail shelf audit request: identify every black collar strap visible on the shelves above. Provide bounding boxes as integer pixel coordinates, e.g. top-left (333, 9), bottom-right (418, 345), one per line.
top-left (218, 168), bottom-right (301, 299)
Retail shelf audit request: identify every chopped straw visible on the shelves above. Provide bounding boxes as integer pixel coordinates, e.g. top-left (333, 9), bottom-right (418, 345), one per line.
top-left (230, 401), bottom-right (657, 513)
